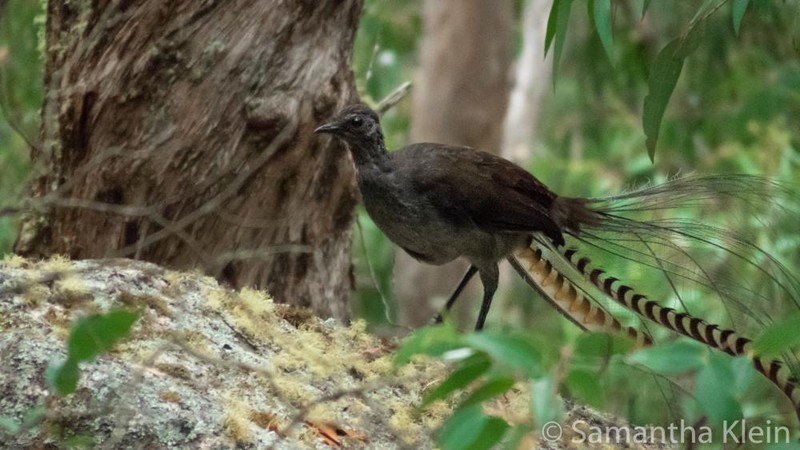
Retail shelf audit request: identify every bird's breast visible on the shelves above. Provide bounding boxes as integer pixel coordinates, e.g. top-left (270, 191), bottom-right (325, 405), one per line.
top-left (358, 174), bottom-right (459, 264)
top-left (357, 172), bottom-right (522, 266)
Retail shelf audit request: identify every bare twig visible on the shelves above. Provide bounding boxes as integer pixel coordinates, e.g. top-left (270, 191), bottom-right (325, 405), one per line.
top-left (356, 214), bottom-right (404, 330)
top-left (376, 81), bottom-right (412, 115)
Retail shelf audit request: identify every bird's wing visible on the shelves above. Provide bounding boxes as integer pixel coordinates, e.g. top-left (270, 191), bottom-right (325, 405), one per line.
top-left (396, 144), bottom-right (565, 244)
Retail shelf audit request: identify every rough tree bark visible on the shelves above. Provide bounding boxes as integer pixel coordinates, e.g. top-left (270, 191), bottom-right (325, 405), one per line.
top-left (14, 0), bottom-right (363, 323)
top-left (394, 0), bottom-right (514, 328)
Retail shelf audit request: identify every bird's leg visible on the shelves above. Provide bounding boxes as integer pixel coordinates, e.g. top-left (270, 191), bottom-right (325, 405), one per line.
top-left (433, 265), bottom-right (478, 324)
top-left (474, 266), bottom-right (499, 331)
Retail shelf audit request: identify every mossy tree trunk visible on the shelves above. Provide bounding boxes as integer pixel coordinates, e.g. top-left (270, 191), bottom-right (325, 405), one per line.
top-left (14, 0), bottom-right (363, 322)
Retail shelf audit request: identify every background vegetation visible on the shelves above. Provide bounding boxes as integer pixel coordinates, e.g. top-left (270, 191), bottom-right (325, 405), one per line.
top-left (2, 0), bottom-right (799, 447)
top-left (350, 0), bottom-right (800, 320)
top-left (350, 0), bottom-right (800, 443)
top-left (0, 0), bottom-right (40, 250)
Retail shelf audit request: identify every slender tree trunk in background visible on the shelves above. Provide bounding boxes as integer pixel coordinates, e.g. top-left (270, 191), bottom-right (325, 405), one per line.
top-left (395, 0), bottom-right (513, 328)
top-left (496, 0), bottom-right (554, 327)
top-left (503, 0), bottom-right (553, 162)
top-left (14, 0), bottom-right (363, 323)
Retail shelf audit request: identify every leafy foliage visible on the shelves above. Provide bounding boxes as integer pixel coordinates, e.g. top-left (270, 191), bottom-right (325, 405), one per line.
top-left (625, 339), bottom-right (706, 374)
top-left (47, 309), bottom-right (139, 395)
top-left (1, 0), bottom-right (798, 445)
top-left (754, 312), bottom-right (800, 357)
top-left (642, 38), bottom-right (687, 161)
top-left (438, 404), bottom-right (510, 450)
top-left (395, 324), bottom-right (549, 449)
top-left (731, 0), bottom-right (750, 35)
top-left (544, 0), bottom-right (574, 82)
top-left (694, 352), bottom-right (742, 426)
top-left (2, 309), bottom-right (137, 445)
top-left (544, 0), bottom-right (798, 161)
top-left (397, 322), bottom-right (790, 447)
top-left (0, 0), bottom-right (42, 252)
top-left (353, 1), bottom-right (800, 438)
top-left (588, 0), bottom-right (614, 62)
top-left (422, 353), bottom-right (492, 407)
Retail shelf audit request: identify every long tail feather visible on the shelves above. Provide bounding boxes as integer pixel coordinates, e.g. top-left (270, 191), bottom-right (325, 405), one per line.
top-left (551, 174), bottom-right (800, 418)
top-left (510, 246), bottom-right (652, 347)
top-left (556, 245), bottom-right (800, 417)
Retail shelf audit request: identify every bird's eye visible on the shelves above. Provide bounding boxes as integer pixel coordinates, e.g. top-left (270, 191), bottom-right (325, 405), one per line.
top-left (350, 116), bottom-right (364, 127)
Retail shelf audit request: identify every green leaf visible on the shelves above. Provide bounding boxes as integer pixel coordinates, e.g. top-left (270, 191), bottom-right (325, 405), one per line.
top-left (694, 353), bottom-right (742, 426)
top-left (467, 416), bottom-right (509, 450)
top-left (466, 331), bottom-right (543, 378)
top-left (46, 359), bottom-right (80, 395)
top-left (531, 376), bottom-right (562, 426)
top-left (501, 425), bottom-right (529, 450)
top-left (544, 0), bottom-right (574, 82)
top-left (394, 323), bottom-right (464, 366)
top-left (47, 309), bottom-right (139, 396)
top-left (753, 312), bottom-right (800, 356)
top-left (690, 0), bottom-right (719, 25)
top-left (422, 353), bottom-right (492, 407)
top-left (590, 0), bottom-right (614, 63)
top-left (730, 356), bottom-right (756, 393)
top-left (626, 340), bottom-right (706, 374)
top-left (439, 405), bottom-right (510, 450)
top-left (641, 19), bottom-right (706, 160)
top-left (565, 369), bottom-right (604, 406)
top-left (458, 376), bottom-right (516, 410)
top-left (732, 0), bottom-right (750, 36)
top-left (643, 39), bottom-right (685, 161)
top-left (641, 0), bottom-right (652, 18)
top-left (574, 332), bottom-right (634, 358)
top-left (67, 309), bottom-right (139, 363)
top-left (675, 20), bottom-right (707, 59)
top-left (544, 1), bottom-right (559, 54)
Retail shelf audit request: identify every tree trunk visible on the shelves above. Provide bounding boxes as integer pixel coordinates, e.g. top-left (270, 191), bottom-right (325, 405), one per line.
top-left (394, 0), bottom-right (513, 328)
top-left (502, 0), bottom-right (553, 162)
top-left (14, 0), bottom-right (363, 323)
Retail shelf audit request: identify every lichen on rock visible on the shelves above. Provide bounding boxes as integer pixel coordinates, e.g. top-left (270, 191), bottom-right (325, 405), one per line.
top-left (0, 257), bottom-right (447, 449)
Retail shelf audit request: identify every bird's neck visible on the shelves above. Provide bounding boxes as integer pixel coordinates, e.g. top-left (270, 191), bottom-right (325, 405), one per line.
top-left (349, 132), bottom-right (390, 170)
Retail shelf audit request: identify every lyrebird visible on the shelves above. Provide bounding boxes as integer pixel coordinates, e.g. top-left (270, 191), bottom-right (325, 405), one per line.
top-left (315, 103), bottom-right (800, 419)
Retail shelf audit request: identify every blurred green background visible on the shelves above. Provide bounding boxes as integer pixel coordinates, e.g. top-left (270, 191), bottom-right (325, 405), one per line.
top-left (350, 1), bottom-right (800, 316)
top-left (0, 0), bottom-right (40, 251)
top-left (349, 0), bottom-right (800, 429)
top-left (2, 0), bottom-right (799, 433)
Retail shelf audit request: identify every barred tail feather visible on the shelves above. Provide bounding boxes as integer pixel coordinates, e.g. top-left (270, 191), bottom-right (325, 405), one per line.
top-left (510, 246), bottom-right (652, 347)
top-left (579, 175), bottom-right (800, 316)
top-left (549, 174), bottom-right (800, 417)
top-left (559, 246), bottom-right (800, 418)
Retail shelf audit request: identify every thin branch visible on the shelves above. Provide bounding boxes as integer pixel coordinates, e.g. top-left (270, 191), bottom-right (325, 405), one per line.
top-left (376, 81), bottom-right (412, 115)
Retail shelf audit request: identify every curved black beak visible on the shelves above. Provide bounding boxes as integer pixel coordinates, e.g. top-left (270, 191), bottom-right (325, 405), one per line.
top-left (314, 121), bottom-right (341, 134)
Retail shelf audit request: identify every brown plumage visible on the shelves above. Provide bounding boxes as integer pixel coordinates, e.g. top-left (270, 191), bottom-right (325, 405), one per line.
top-left (316, 104), bottom-right (800, 419)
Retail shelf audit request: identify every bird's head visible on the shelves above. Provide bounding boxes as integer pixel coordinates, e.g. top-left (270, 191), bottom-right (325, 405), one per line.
top-left (314, 104), bottom-right (385, 159)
